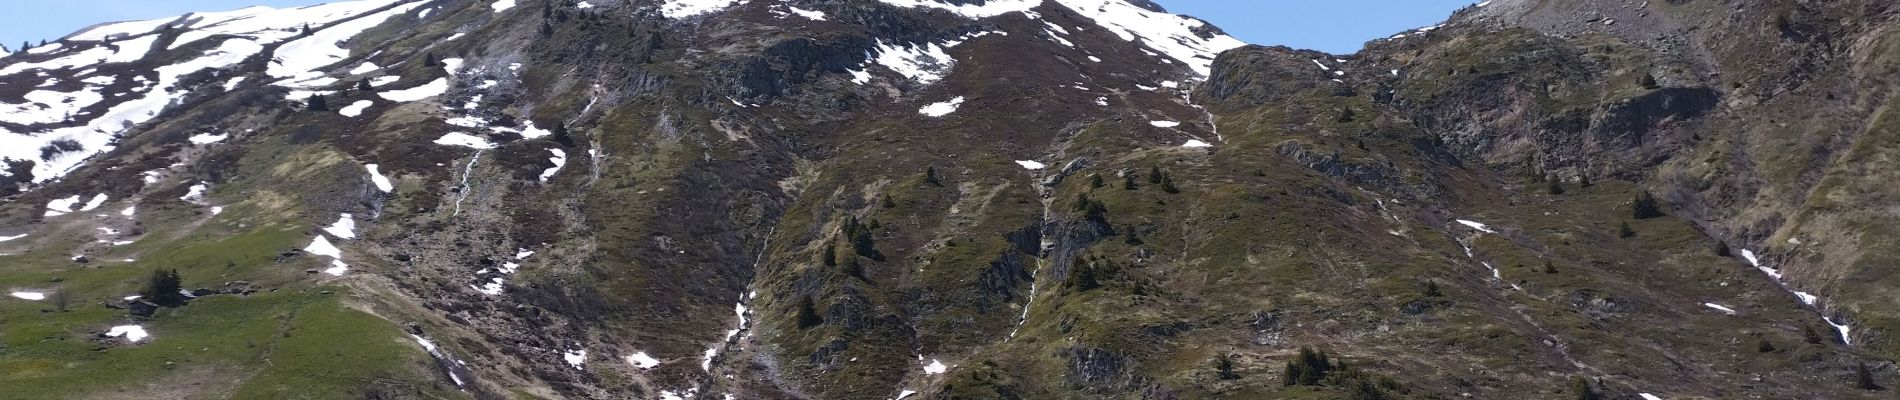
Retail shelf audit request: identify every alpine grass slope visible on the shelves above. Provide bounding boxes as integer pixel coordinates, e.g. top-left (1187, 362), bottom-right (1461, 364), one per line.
top-left (1, 0), bottom-right (1898, 399)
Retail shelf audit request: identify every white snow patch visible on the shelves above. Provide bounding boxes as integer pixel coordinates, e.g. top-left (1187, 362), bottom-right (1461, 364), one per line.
top-left (661, 0), bottom-right (747, 18)
top-left (268, 2), bottom-right (427, 81)
top-left (1455, 219), bottom-right (1496, 233)
top-left (872, 0), bottom-right (1038, 18)
top-left (923, 359), bottom-right (948, 374)
top-left (1638, 394), bottom-right (1662, 400)
top-left (787, 6), bottom-right (827, 20)
top-left (45, 195), bottom-right (82, 216)
top-left (106, 325), bottom-right (150, 342)
top-left (896, 390), bottom-right (918, 399)
top-left (305, 235), bottom-right (342, 258)
top-left (1015, 160), bottom-right (1046, 170)
top-left (181, 182), bottom-right (209, 203)
top-left (918, 96), bottom-right (965, 117)
top-left (79, 194), bottom-right (108, 211)
top-left (1051, 0), bottom-right (1246, 75)
top-left (1702, 303), bottom-right (1737, 315)
top-left (323, 214), bottom-right (357, 240)
top-left (349, 62), bottom-right (380, 75)
top-left (338, 100), bottom-right (372, 117)
top-left (492, 0), bottom-right (517, 12)
top-left (627, 352), bottom-right (661, 369)
top-left (366, 164), bottom-right (394, 192)
top-left (378, 78), bottom-right (449, 102)
top-left (0, 234), bottom-right (26, 242)
top-left (564, 348), bottom-right (587, 370)
top-left (1182, 140), bottom-right (1212, 148)
top-left (1149, 120), bottom-right (1180, 128)
top-left (10, 292), bottom-right (46, 301)
top-left (188, 133), bottom-right (229, 144)
top-left (539, 149), bottom-right (567, 183)
top-left (434, 132), bottom-right (496, 149)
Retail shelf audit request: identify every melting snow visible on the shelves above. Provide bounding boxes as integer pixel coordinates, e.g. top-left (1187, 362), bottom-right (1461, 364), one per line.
top-left (188, 133), bottom-right (229, 144)
top-left (0, 234), bottom-right (26, 242)
top-left (1182, 140), bottom-right (1212, 148)
top-left (323, 214), bottom-right (357, 239)
top-left (79, 194), bottom-right (108, 211)
top-left (348, 62), bottom-right (379, 75)
top-left (305, 235), bottom-right (342, 258)
top-left (1015, 160), bottom-right (1046, 170)
top-left (492, 0), bottom-right (517, 12)
top-left (918, 96), bottom-right (965, 117)
top-left (564, 348), bottom-right (587, 370)
top-left (873, 0), bottom-right (1038, 18)
top-left (1149, 120), bottom-right (1180, 128)
top-left (923, 359), bottom-right (947, 374)
top-left (1050, 0), bottom-right (1246, 75)
top-left (379, 78), bottom-right (449, 102)
top-left (268, 2), bottom-right (427, 81)
top-left (661, 0), bottom-right (746, 18)
top-left (435, 132), bottom-right (496, 149)
top-left (1455, 219), bottom-right (1496, 233)
top-left (1702, 303), bottom-right (1737, 315)
top-left (627, 352), bottom-right (661, 369)
top-left (410, 335), bottom-right (468, 386)
top-left (539, 149), bottom-right (567, 183)
top-left (365, 164), bottom-right (394, 192)
top-left (105, 325), bottom-right (150, 342)
top-left (339, 100), bottom-right (373, 117)
top-left (45, 195), bottom-right (81, 216)
top-left (787, 6), bottom-right (826, 20)
top-left (896, 390), bottom-right (918, 399)
top-left (10, 292), bottom-right (46, 300)
top-left (181, 182), bottom-right (209, 203)
top-left (1638, 394), bottom-right (1662, 400)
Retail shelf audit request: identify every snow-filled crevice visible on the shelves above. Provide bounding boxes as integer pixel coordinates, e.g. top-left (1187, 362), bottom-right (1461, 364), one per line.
top-left (1741, 249), bottom-right (1853, 345)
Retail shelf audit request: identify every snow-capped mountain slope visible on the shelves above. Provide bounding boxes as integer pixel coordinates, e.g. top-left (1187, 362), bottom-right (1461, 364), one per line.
top-left (0, 0), bottom-right (1896, 399)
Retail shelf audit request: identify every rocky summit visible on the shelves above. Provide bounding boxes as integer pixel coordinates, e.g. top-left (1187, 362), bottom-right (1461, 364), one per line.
top-left (1, 0), bottom-right (1898, 398)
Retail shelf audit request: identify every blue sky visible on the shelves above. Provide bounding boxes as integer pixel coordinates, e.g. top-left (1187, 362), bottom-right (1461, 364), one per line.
top-left (1, 1), bottom-right (1474, 55)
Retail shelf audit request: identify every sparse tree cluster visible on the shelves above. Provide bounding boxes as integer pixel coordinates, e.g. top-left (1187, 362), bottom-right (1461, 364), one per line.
top-left (1631, 191), bottom-right (1662, 219)
top-left (141, 269), bottom-right (186, 307)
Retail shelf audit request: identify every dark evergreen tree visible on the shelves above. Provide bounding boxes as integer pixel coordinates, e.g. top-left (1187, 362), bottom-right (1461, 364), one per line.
top-left (1641, 72), bottom-right (1660, 89)
top-left (1617, 221), bottom-right (1636, 238)
top-left (1543, 261), bottom-right (1558, 274)
top-left (842, 216), bottom-right (878, 260)
top-left (1148, 166), bottom-right (1164, 184)
top-left (550, 123), bottom-right (574, 146)
top-left (1578, 174), bottom-right (1593, 187)
top-left (1757, 339), bottom-right (1776, 353)
top-left (307, 94), bottom-right (329, 111)
top-left (795, 296), bottom-right (823, 329)
top-left (1337, 107), bottom-right (1356, 123)
top-left (541, 21), bottom-right (554, 37)
top-left (1065, 259), bottom-right (1101, 291)
top-left (423, 52), bottom-right (439, 67)
top-left (1547, 175), bottom-right (1564, 195)
top-left (1123, 173), bottom-right (1138, 190)
top-left (1423, 280), bottom-right (1443, 297)
top-left (301, 23), bottom-right (313, 36)
top-left (880, 194), bottom-right (896, 208)
top-left (924, 166), bottom-right (942, 187)
top-left (1804, 325), bottom-right (1825, 344)
top-left (1283, 347), bottom-right (1333, 386)
top-left (1214, 354), bottom-right (1239, 380)
top-left (1632, 191), bottom-right (1663, 219)
top-left (1715, 241), bottom-right (1732, 257)
top-left (1088, 173), bottom-right (1104, 189)
top-left (820, 242), bottom-right (836, 267)
top-left (141, 269), bottom-right (186, 307)
top-left (355, 79), bottom-right (373, 92)
top-left (1857, 362), bottom-right (1878, 390)
top-left (1571, 377), bottom-right (1601, 400)
top-left (1160, 174), bottom-right (1180, 194)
